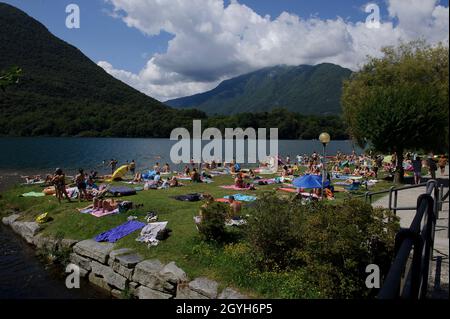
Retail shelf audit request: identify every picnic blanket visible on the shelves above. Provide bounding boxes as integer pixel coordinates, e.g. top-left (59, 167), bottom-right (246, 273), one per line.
top-left (20, 191), bottom-right (45, 197)
top-left (173, 193), bottom-right (202, 202)
top-left (136, 221), bottom-right (168, 247)
top-left (175, 175), bottom-right (192, 181)
top-left (220, 185), bottom-right (253, 191)
top-left (108, 186), bottom-right (136, 196)
top-left (277, 187), bottom-right (296, 193)
top-left (95, 220), bottom-right (146, 243)
top-left (224, 194), bottom-right (257, 202)
top-left (90, 208), bottom-right (119, 218)
top-left (215, 198), bottom-right (240, 204)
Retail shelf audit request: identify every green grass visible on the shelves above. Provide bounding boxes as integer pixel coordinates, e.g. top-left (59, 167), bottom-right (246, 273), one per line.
top-left (0, 170), bottom-right (396, 298)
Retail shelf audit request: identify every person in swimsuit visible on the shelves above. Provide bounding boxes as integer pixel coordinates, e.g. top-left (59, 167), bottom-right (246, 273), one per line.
top-left (52, 168), bottom-right (71, 204)
top-left (75, 169), bottom-right (89, 202)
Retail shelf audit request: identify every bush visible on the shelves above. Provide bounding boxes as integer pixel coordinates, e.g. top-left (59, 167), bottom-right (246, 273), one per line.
top-left (245, 193), bottom-right (399, 298)
top-left (197, 202), bottom-right (228, 242)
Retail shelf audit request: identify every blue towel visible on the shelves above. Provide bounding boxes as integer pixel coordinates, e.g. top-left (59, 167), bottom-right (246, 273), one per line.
top-left (224, 194), bottom-right (257, 202)
top-left (95, 220), bottom-right (146, 243)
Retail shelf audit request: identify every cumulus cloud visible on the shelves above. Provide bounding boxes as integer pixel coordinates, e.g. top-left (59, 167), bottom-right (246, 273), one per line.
top-left (98, 0), bottom-right (449, 101)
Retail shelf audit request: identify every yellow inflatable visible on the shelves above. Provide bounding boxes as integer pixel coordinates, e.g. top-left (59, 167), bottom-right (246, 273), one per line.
top-left (109, 165), bottom-right (130, 181)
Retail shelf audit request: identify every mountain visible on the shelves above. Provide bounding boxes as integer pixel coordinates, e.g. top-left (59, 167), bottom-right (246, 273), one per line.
top-left (166, 63), bottom-right (352, 115)
top-left (0, 2), bottom-right (204, 137)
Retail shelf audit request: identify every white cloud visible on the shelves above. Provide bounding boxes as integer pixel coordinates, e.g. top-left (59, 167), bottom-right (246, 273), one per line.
top-left (99, 0), bottom-right (449, 101)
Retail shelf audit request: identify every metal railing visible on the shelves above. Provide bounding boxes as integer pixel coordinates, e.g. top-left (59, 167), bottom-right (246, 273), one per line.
top-left (369, 179), bottom-right (450, 299)
top-left (377, 193), bottom-right (437, 299)
top-left (361, 180), bottom-right (439, 216)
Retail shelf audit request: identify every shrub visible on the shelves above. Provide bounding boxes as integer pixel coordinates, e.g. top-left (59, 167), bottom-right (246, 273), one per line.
top-left (245, 193), bottom-right (399, 298)
top-left (197, 202), bottom-right (228, 242)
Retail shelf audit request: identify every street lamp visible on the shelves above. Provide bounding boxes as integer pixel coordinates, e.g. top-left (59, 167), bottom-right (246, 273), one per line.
top-left (319, 132), bottom-right (331, 199)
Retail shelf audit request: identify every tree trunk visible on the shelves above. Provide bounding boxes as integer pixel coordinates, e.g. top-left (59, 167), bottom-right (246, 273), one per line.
top-left (394, 150), bottom-right (404, 184)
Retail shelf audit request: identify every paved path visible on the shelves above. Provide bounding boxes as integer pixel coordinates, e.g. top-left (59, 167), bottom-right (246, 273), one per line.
top-left (372, 166), bottom-right (449, 299)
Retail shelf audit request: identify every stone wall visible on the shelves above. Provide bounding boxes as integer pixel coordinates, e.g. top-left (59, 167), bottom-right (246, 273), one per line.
top-left (1, 213), bottom-right (247, 299)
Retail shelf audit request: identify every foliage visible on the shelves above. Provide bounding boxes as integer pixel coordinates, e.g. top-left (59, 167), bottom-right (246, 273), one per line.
top-left (197, 202), bottom-right (228, 242)
top-left (244, 193), bottom-right (399, 298)
top-left (168, 63), bottom-right (352, 116)
top-left (0, 66), bottom-right (22, 92)
top-left (0, 3), bottom-right (350, 139)
top-left (342, 40), bottom-right (449, 181)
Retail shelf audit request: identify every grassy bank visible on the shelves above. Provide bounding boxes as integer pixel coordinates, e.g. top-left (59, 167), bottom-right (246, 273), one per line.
top-left (0, 171), bottom-right (395, 298)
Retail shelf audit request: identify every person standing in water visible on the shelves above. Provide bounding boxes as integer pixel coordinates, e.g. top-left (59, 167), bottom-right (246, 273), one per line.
top-left (108, 159), bottom-right (118, 174)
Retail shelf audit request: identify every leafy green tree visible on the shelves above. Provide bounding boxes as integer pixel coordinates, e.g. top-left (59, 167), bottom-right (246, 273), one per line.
top-left (342, 41), bottom-right (449, 183)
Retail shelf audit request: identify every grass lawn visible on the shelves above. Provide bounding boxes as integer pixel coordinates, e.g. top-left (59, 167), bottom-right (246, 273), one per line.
top-left (0, 169), bottom-right (397, 298)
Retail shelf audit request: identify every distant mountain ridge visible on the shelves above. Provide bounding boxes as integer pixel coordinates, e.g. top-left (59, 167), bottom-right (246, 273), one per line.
top-left (166, 63), bottom-right (352, 115)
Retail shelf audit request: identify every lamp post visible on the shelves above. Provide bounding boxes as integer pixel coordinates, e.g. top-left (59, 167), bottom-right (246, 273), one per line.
top-left (319, 132), bottom-right (331, 199)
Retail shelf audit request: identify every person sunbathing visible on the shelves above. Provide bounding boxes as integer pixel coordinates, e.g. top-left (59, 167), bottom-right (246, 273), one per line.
top-left (93, 198), bottom-right (119, 213)
top-left (343, 166), bottom-right (351, 175)
top-left (133, 173), bottom-right (143, 183)
top-left (235, 173), bottom-right (245, 188)
top-left (191, 168), bottom-right (202, 183)
top-left (183, 165), bottom-right (191, 176)
top-left (169, 176), bottom-right (180, 187)
top-left (22, 175), bottom-right (42, 184)
top-left (163, 163), bottom-right (171, 173)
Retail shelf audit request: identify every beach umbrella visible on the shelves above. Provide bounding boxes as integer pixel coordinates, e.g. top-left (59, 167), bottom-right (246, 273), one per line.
top-left (292, 174), bottom-right (329, 189)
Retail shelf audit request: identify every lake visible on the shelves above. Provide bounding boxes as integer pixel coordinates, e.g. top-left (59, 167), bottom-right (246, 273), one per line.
top-left (0, 137), bottom-right (361, 191)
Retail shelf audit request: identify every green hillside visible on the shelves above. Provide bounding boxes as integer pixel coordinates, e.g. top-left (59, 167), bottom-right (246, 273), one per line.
top-left (0, 2), bottom-right (203, 137)
top-left (167, 64), bottom-right (352, 115)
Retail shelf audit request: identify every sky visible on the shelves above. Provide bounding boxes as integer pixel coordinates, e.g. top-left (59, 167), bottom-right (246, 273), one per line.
top-left (1, 0), bottom-right (449, 101)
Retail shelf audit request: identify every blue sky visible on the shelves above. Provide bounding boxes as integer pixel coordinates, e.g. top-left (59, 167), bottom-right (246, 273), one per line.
top-left (2, 0), bottom-right (393, 73)
top-left (1, 0), bottom-right (448, 101)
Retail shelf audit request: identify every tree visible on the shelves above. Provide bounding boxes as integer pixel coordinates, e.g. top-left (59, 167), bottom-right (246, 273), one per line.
top-left (0, 66), bottom-right (22, 92)
top-left (342, 41), bottom-right (449, 183)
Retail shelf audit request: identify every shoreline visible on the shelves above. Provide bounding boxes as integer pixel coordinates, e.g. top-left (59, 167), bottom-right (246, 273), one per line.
top-left (1, 210), bottom-right (248, 300)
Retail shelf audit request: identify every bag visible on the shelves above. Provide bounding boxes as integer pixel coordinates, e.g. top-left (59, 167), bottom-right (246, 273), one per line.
top-left (119, 201), bottom-right (133, 213)
top-left (156, 228), bottom-right (172, 241)
top-left (36, 212), bottom-right (50, 224)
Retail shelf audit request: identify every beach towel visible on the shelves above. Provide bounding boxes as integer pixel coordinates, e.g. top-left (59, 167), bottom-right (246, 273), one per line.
top-left (20, 191), bottom-right (45, 197)
top-left (278, 187), bottom-right (297, 193)
top-left (142, 170), bottom-right (157, 180)
top-left (224, 194), bottom-right (257, 202)
top-left (108, 186), bottom-right (136, 196)
top-left (22, 180), bottom-right (45, 185)
top-left (175, 175), bottom-right (192, 181)
top-left (136, 221), bottom-right (168, 247)
top-left (90, 208), bottom-right (119, 218)
top-left (95, 220), bottom-right (146, 243)
top-left (215, 198), bottom-right (240, 204)
top-left (220, 185), bottom-right (253, 191)
top-left (173, 193), bottom-right (202, 202)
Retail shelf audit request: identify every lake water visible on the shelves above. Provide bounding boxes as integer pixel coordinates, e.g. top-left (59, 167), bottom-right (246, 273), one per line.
top-left (0, 223), bottom-right (110, 299)
top-left (0, 137), bottom-right (360, 191)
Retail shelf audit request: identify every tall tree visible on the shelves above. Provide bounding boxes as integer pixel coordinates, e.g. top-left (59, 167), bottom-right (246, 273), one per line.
top-left (342, 41), bottom-right (449, 183)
